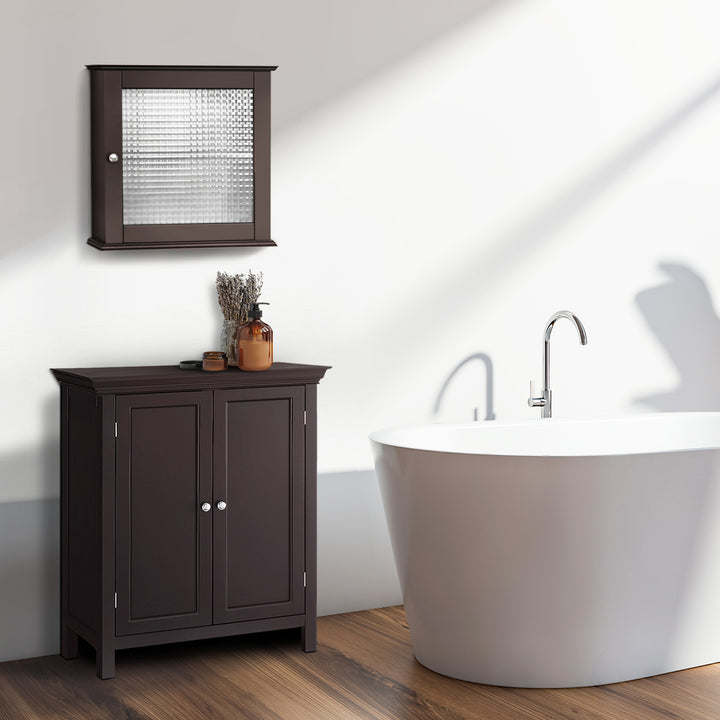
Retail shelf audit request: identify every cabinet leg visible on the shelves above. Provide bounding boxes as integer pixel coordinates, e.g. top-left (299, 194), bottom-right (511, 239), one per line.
top-left (96, 645), bottom-right (116, 679)
top-left (61, 626), bottom-right (79, 660)
top-left (301, 616), bottom-right (317, 653)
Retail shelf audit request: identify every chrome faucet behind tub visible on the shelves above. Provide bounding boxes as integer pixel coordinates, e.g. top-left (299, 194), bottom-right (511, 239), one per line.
top-left (529, 310), bottom-right (588, 418)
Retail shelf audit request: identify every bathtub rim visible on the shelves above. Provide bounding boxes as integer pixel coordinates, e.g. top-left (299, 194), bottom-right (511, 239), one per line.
top-left (369, 411), bottom-right (720, 459)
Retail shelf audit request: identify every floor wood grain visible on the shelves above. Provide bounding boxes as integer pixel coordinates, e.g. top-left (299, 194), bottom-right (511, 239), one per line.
top-left (1, 606), bottom-right (719, 719)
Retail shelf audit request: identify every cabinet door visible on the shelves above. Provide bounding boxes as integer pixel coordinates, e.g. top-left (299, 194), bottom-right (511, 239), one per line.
top-left (213, 386), bottom-right (305, 624)
top-left (116, 392), bottom-right (213, 635)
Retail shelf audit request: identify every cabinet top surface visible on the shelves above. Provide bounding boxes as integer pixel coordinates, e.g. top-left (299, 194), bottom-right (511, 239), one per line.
top-left (51, 362), bottom-right (330, 394)
top-left (87, 65), bottom-right (278, 71)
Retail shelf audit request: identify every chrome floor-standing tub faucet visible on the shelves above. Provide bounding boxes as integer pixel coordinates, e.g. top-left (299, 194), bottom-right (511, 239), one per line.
top-left (529, 310), bottom-right (588, 418)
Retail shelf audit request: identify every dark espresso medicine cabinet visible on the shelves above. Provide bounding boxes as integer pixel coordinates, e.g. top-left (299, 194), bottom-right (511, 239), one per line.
top-left (87, 65), bottom-right (277, 250)
top-left (52, 364), bottom-right (329, 678)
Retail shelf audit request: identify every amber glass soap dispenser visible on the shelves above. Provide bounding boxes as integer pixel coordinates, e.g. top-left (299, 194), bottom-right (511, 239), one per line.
top-left (237, 302), bottom-right (273, 371)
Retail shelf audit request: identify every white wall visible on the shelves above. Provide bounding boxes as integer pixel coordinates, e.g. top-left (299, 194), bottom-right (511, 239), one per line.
top-left (2, 0), bottom-right (720, 661)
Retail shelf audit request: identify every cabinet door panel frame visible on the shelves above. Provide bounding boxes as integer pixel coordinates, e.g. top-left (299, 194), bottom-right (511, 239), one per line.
top-left (115, 391), bottom-right (213, 636)
top-left (213, 386), bottom-right (306, 624)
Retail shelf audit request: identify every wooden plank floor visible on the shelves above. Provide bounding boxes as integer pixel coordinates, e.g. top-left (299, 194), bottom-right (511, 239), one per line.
top-left (1, 606), bottom-right (720, 719)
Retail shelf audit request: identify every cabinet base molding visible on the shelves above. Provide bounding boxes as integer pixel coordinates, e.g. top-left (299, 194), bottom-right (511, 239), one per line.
top-left (64, 614), bottom-right (316, 678)
top-left (114, 614), bottom-right (311, 650)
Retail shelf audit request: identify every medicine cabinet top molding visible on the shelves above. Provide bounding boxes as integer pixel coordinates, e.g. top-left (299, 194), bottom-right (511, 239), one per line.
top-left (87, 65), bottom-right (277, 251)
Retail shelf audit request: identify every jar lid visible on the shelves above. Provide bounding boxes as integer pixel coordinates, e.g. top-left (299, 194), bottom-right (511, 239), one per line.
top-left (179, 360), bottom-right (203, 370)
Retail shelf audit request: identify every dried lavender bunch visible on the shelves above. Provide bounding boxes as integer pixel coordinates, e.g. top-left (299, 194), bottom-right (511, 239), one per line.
top-left (216, 270), bottom-right (264, 325)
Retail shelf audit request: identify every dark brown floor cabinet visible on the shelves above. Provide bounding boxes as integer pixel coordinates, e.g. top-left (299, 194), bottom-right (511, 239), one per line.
top-left (52, 363), bottom-right (329, 678)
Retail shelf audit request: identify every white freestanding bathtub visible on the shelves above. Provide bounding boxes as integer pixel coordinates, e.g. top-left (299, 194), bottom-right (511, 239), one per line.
top-left (370, 413), bottom-right (720, 688)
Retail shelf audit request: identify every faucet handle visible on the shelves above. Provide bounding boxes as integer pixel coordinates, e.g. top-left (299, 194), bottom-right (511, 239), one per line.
top-left (528, 380), bottom-right (546, 408)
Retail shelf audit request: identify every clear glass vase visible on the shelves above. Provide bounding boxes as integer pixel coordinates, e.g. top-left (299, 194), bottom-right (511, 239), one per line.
top-left (221, 318), bottom-right (240, 367)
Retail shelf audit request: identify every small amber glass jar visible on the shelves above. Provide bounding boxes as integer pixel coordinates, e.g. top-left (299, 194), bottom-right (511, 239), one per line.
top-left (202, 351), bottom-right (228, 372)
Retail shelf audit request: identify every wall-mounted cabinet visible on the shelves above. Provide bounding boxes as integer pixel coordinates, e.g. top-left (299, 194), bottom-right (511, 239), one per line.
top-left (52, 363), bottom-right (329, 678)
top-left (87, 65), bottom-right (277, 250)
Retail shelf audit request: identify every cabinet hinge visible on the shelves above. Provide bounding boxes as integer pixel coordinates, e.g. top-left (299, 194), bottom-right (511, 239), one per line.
top-left (114, 421), bottom-right (118, 438)
top-left (303, 571), bottom-right (307, 588)
top-left (114, 592), bottom-right (118, 609)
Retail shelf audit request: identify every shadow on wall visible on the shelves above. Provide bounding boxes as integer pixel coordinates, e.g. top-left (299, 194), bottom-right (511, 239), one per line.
top-left (0, 495), bottom-right (59, 663)
top-left (635, 263), bottom-right (720, 411)
top-left (399, 73), bottom-right (720, 325)
top-left (0, 396), bottom-right (60, 501)
top-left (317, 470), bottom-right (401, 615)
top-left (273, 0), bottom-right (512, 130)
top-left (432, 353), bottom-right (496, 422)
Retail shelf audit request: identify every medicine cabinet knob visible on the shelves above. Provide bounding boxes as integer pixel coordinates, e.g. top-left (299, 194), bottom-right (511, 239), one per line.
top-left (216, 501), bottom-right (227, 511)
top-left (107, 153), bottom-right (119, 163)
top-left (201, 502), bottom-right (212, 512)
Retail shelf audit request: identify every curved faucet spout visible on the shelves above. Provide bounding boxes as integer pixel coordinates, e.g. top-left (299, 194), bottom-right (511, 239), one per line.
top-left (529, 310), bottom-right (588, 418)
top-left (544, 311), bottom-right (588, 345)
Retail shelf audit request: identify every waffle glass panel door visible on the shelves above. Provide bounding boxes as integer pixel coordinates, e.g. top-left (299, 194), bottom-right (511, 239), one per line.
top-left (121, 88), bottom-right (254, 225)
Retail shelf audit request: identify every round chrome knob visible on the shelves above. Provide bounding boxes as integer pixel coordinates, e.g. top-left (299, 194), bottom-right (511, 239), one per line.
top-left (216, 501), bottom-right (227, 511)
top-left (107, 153), bottom-right (119, 163)
top-left (201, 502), bottom-right (211, 512)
